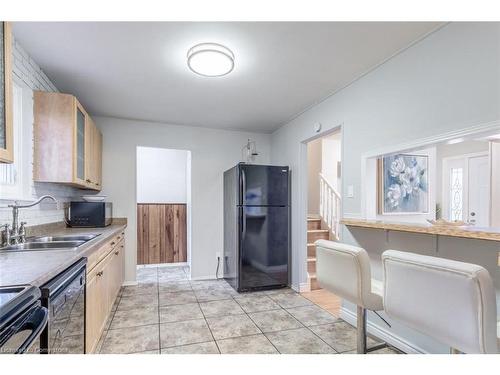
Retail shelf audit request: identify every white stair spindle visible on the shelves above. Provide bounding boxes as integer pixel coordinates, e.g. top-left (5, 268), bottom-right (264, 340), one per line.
top-left (318, 173), bottom-right (341, 240)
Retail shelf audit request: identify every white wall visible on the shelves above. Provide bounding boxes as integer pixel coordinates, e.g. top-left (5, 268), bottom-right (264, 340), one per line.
top-left (95, 116), bottom-right (271, 282)
top-left (307, 138), bottom-right (321, 215)
top-left (321, 131), bottom-right (341, 192)
top-left (136, 147), bottom-right (189, 204)
top-left (270, 22), bottom-right (499, 353)
top-left (436, 140), bottom-right (490, 160)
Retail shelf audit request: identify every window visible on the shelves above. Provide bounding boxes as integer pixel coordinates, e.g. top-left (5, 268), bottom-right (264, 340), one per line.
top-left (449, 167), bottom-right (463, 221)
top-left (0, 82), bottom-right (33, 201)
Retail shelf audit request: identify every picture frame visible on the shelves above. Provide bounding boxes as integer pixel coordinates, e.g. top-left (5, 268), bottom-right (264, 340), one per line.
top-left (378, 153), bottom-right (429, 215)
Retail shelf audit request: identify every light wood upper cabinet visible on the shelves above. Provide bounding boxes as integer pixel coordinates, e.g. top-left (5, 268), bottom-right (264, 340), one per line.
top-left (34, 91), bottom-right (102, 190)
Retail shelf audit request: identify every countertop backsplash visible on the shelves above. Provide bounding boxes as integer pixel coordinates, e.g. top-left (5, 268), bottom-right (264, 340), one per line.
top-left (0, 182), bottom-right (89, 227)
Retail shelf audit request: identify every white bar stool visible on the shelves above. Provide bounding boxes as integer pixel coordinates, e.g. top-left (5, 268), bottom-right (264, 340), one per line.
top-left (315, 239), bottom-right (388, 353)
top-left (382, 250), bottom-right (499, 354)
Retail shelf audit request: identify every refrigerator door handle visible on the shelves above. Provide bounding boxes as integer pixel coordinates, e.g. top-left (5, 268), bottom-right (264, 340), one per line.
top-left (241, 168), bottom-right (246, 206)
top-left (241, 207), bottom-right (246, 238)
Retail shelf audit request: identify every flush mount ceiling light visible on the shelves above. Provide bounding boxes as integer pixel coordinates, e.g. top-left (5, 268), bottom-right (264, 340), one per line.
top-left (187, 43), bottom-right (234, 77)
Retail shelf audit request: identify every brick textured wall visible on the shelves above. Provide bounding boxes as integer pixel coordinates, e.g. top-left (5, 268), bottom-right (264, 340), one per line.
top-left (11, 38), bottom-right (58, 92)
top-left (0, 37), bottom-right (87, 227)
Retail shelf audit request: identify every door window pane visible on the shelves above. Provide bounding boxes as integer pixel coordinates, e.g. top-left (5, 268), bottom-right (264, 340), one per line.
top-left (449, 168), bottom-right (463, 221)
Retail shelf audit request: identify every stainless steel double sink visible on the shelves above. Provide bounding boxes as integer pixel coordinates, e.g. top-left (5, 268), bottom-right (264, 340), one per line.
top-left (0, 234), bottom-right (101, 252)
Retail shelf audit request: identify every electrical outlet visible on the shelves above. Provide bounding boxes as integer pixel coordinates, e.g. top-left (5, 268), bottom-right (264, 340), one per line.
top-left (347, 185), bottom-right (354, 198)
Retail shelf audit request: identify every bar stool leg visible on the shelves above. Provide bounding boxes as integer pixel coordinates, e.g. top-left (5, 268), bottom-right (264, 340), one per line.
top-left (357, 306), bottom-right (367, 354)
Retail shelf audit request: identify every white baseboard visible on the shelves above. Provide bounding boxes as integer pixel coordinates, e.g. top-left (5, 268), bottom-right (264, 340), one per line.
top-left (299, 282), bottom-right (310, 293)
top-left (122, 280), bottom-right (138, 287)
top-left (190, 275), bottom-right (218, 281)
top-left (136, 264), bottom-right (157, 269)
top-left (158, 262), bottom-right (189, 268)
top-left (137, 262), bottom-right (189, 268)
top-left (340, 307), bottom-right (426, 354)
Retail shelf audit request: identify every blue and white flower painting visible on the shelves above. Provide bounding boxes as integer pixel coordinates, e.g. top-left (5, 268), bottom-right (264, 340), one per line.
top-left (382, 154), bottom-right (429, 214)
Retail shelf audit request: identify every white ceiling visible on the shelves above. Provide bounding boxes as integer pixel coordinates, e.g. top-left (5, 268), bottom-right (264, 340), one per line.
top-left (13, 22), bottom-right (443, 133)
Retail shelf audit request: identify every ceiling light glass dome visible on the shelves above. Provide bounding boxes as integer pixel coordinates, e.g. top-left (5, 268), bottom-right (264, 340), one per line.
top-left (187, 43), bottom-right (234, 77)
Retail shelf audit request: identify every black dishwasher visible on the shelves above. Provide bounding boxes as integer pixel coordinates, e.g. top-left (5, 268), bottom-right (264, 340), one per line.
top-left (40, 258), bottom-right (86, 354)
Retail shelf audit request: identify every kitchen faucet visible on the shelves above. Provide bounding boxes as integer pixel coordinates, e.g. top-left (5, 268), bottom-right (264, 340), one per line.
top-left (1, 195), bottom-right (58, 247)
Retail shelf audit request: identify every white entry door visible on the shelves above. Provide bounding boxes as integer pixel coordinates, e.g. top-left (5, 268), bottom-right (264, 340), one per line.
top-left (467, 155), bottom-right (490, 226)
top-left (443, 153), bottom-right (490, 226)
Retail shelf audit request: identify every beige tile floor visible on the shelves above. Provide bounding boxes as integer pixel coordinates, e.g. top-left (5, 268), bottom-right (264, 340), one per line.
top-left (97, 265), bottom-right (402, 354)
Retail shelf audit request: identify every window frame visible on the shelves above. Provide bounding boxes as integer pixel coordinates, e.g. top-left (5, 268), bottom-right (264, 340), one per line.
top-left (0, 81), bottom-right (34, 202)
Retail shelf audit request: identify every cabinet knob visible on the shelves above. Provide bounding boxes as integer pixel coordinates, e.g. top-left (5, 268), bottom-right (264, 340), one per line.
top-left (111, 241), bottom-right (116, 246)
top-left (86, 179), bottom-right (91, 183)
top-left (97, 271), bottom-right (103, 277)
top-left (114, 251), bottom-right (119, 255)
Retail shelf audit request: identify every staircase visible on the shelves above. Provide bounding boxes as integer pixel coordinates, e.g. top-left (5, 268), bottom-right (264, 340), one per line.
top-left (307, 174), bottom-right (341, 291)
top-left (306, 217), bottom-right (329, 290)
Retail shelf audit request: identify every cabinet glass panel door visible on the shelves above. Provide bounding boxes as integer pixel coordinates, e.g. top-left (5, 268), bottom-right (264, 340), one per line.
top-left (76, 108), bottom-right (85, 180)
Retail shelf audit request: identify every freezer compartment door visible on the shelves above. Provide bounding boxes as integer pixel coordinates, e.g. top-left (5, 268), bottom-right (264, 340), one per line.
top-left (239, 206), bottom-right (289, 290)
top-left (239, 165), bottom-right (289, 206)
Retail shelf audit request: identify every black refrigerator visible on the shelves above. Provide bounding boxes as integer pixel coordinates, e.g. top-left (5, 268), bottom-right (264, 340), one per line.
top-left (223, 163), bottom-right (290, 292)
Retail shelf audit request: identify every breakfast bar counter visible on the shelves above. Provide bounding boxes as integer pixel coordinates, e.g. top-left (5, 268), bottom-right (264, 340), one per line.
top-left (338, 217), bottom-right (500, 354)
top-left (341, 219), bottom-right (500, 242)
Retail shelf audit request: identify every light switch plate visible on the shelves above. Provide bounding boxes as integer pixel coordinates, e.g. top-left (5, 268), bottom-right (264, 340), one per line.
top-left (347, 185), bottom-right (354, 198)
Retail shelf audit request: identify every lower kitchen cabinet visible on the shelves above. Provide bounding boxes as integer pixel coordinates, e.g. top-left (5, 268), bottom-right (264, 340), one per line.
top-left (85, 232), bottom-right (125, 353)
top-left (85, 263), bottom-right (106, 353)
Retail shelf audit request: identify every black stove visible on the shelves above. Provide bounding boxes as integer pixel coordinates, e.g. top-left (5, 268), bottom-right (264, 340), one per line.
top-left (0, 285), bottom-right (48, 354)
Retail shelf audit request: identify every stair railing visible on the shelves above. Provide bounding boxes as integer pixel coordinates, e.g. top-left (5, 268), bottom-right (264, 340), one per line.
top-left (319, 173), bottom-right (341, 240)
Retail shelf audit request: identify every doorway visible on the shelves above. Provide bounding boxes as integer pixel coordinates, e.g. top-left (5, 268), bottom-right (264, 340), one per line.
top-left (135, 146), bottom-right (192, 272)
top-left (301, 129), bottom-right (342, 316)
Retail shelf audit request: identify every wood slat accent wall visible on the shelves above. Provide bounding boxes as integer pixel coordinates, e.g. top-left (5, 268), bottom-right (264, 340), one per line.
top-left (137, 204), bottom-right (187, 265)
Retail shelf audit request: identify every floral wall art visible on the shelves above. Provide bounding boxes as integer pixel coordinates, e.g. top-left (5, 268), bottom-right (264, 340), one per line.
top-left (379, 154), bottom-right (429, 214)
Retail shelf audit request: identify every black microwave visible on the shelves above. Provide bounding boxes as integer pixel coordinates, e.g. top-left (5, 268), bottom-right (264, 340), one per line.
top-left (68, 202), bottom-right (112, 227)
